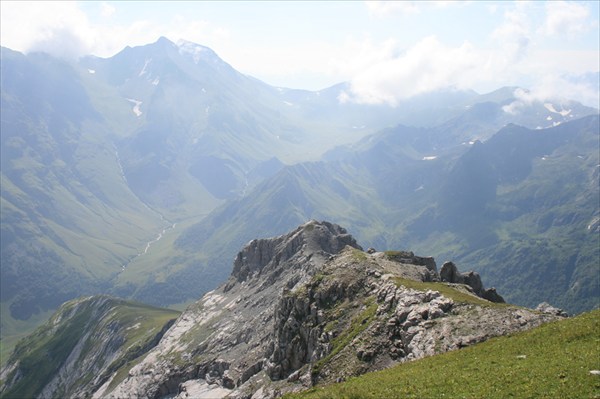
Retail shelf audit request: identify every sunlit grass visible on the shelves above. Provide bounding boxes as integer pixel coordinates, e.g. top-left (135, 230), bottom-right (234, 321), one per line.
top-left (286, 309), bottom-right (600, 399)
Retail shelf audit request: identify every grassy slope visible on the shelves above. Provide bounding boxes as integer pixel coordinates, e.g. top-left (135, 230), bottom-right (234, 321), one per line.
top-left (0, 304), bottom-right (54, 367)
top-left (0, 297), bottom-right (180, 399)
top-left (286, 309), bottom-right (600, 399)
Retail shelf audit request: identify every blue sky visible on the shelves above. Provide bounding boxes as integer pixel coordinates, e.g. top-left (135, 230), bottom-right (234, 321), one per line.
top-left (1, 1), bottom-right (599, 107)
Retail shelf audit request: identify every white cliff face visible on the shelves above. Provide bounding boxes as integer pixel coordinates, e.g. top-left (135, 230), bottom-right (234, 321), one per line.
top-left (99, 221), bottom-right (562, 399)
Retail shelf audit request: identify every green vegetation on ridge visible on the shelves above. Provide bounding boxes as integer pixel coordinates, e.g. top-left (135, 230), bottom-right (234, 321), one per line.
top-left (0, 296), bottom-right (180, 399)
top-left (286, 309), bottom-right (600, 399)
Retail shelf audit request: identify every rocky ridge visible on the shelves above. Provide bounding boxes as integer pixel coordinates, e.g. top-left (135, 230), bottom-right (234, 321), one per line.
top-left (0, 296), bottom-right (180, 399)
top-left (99, 220), bottom-right (562, 399)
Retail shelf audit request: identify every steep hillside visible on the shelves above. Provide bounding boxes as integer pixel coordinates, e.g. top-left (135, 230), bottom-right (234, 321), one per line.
top-left (177, 115), bottom-right (600, 314)
top-left (396, 115), bottom-right (600, 313)
top-left (0, 296), bottom-right (179, 399)
top-left (0, 47), bottom-right (167, 324)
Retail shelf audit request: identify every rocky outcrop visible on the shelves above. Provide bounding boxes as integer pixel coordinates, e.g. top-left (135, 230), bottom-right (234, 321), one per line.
top-left (440, 261), bottom-right (505, 303)
top-left (536, 302), bottom-right (569, 317)
top-left (1, 221), bottom-right (566, 399)
top-left (104, 220), bottom-right (362, 399)
top-left (226, 220), bottom-right (360, 289)
top-left (384, 250), bottom-right (437, 273)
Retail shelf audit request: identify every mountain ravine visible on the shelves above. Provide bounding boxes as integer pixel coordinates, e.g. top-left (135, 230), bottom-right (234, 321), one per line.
top-left (0, 220), bottom-right (566, 399)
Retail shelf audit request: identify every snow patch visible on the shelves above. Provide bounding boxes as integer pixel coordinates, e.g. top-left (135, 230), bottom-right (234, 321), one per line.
top-left (87, 69), bottom-right (95, 74)
top-left (178, 40), bottom-right (204, 64)
top-left (126, 99), bottom-right (142, 117)
top-left (544, 103), bottom-right (571, 116)
top-left (422, 156), bottom-right (437, 161)
top-left (152, 77), bottom-right (160, 86)
top-left (546, 116), bottom-right (553, 121)
top-left (139, 59), bottom-right (151, 77)
top-left (126, 322), bottom-right (141, 331)
top-left (283, 101), bottom-right (293, 106)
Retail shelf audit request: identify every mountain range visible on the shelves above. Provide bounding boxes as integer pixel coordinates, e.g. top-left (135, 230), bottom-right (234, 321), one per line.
top-left (1, 37), bottom-right (598, 360)
top-left (178, 115), bottom-right (599, 314)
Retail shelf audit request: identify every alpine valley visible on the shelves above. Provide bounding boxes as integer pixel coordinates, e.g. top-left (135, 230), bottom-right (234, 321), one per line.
top-left (0, 37), bottom-right (599, 397)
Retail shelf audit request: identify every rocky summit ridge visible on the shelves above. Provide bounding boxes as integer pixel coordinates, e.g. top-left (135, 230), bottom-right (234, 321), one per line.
top-left (1, 221), bottom-right (565, 399)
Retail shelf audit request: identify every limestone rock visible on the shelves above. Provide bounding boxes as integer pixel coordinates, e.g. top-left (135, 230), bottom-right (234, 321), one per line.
top-left (535, 302), bottom-right (568, 317)
top-left (440, 261), bottom-right (504, 303)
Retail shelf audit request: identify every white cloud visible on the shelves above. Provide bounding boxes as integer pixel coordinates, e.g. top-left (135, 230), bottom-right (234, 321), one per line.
top-left (340, 36), bottom-right (483, 105)
top-left (366, 1), bottom-right (420, 18)
top-left (0, 1), bottom-right (232, 61)
top-left (491, 2), bottom-right (532, 63)
top-left (541, 1), bottom-right (591, 38)
top-left (503, 74), bottom-right (599, 114)
top-left (100, 2), bottom-right (116, 18)
top-left (0, 1), bottom-right (95, 60)
top-left (432, 1), bottom-right (473, 8)
top-left (342, 1), bottom-right (599, 108)
top-left (0, 1), bottom-right (597, 108)
top-left (366, 0), bottom-right (472, 17)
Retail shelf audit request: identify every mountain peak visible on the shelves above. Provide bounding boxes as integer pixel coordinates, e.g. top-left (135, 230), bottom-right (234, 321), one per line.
top-left (156, 36), bottom-right (174, 45)
top-left (227, 220), bottom-right (361, 289)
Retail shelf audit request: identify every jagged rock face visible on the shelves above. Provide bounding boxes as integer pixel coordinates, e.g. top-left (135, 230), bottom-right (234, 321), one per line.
top-left (440, 261), bottom-right (505, 303)
top-left (228, 221), bottom-right (360, 286)
top-left (98, 221), bottom-right (560, 399)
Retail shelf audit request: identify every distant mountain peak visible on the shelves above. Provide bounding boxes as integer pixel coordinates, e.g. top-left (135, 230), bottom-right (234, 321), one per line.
top-left (176, 39), bottom-right (219, 64)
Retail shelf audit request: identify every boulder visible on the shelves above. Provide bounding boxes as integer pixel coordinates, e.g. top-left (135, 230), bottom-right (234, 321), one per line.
top-left (535, 302), bottom-right (568, 317)
top-left (440, 261), bottom-right (462, 284)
